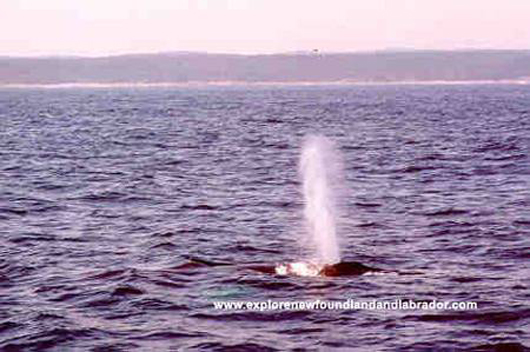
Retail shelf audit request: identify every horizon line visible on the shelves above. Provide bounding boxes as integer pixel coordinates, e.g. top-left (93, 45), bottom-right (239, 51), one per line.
top-left (2, 79), bottom-right (529, 89)
top-left (2, 48), bottom-right (530, 59)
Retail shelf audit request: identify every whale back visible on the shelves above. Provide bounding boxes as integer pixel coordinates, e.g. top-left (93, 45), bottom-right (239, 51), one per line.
top-left (319, 261), bottom-right (380, 276)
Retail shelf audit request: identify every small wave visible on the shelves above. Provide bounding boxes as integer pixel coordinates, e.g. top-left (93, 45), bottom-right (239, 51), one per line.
top-left (428, 220), bottom-right (476, 228)
top-left (9, 233), bottom-right (57, 244)
top-left (149, 231), bottom-right (177, 238)
top-left (514, 219), bottom-right (530, 227)
top-left (485, 246), bottom-right (530, 260)
top-left (422, 208), bottom-right (469, 217)
top-left (356, 221), bottom-right (384, 228)
top-left (473, 137), bottom-right (521, 154)
top-left (1, 327), bottom-right (100, 351)
top-left (263, 142), bottom-right (290, 149)
top-left (0, 207), bottom-right (29, 216)
top-left (111, 285), bottom-right (144, 296)
top-left (484, 153), bottom-right (526, 161)
top-left (235, 278), bottom-right (301, 291)
top-left (181, 204), bottom-right (218, 211)
top-left (406, 308), bottom-right (530, 324)
top-left (396, 165), bottom-right (438, 173)
top-left (354, 202), bottom-right (382, 208)
top-left (0, 321), bottom-right (21, 334)
top-left (471, 342), bottom-right (528, 352)
top-left (449, 276), bottom-right (483, 283)
top-left (192, 341), bottom-right (279, 352)
top-left (226, 244), bottom-right (282, 254)
top-left (77, 191), bottom-right (127, 202)
top-left (191, 310), bottom-right (311, 322)
top-left (130, 298), bottom-right (188, 311)
top-left (133, 331), bottom-right (204, 340)
top-left (278, 326), bottom-right (324, 334)
top-left (149, 242), bottom-right (178, 250)
top-left (264, 118), bottom-right (284, 124)
top-left (86, 269), bottom-right (128, 280)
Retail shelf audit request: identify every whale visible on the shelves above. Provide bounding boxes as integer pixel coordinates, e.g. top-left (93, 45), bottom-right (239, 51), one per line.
top-left (318, 261), bottom-right (383, 276)
top-left (272, 261), bottom-right (383, 277)
top-left (174, 257), bottom-right (384, 277)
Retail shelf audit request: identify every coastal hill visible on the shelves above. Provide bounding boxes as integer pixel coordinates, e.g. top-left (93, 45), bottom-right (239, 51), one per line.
top-left (1, 50), bottom-right (530, 84)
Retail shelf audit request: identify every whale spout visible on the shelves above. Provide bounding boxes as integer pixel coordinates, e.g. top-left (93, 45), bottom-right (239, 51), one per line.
top-left (300, 134), bottom-right (342, 266)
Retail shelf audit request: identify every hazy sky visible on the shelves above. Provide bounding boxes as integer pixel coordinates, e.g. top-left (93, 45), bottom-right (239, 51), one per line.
top-left (1, 0), bottom-right (529, 56)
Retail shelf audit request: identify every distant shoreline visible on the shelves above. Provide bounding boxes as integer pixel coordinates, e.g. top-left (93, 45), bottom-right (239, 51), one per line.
top-left (1, 79), bottom-right (529, 89)
top-left (2, 51), bottom-right (530, 87)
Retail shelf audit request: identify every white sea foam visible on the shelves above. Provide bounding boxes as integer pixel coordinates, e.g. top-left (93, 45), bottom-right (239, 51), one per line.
top-left (275, 262), bottom-right (322, 277)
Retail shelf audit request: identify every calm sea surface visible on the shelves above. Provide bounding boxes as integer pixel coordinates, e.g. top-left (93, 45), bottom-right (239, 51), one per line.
top-left (0, 85), bottom-right (529, 351)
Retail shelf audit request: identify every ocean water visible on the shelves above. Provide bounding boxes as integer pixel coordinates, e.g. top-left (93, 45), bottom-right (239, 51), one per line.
top-left (0, 84), bottom-right (529, 351)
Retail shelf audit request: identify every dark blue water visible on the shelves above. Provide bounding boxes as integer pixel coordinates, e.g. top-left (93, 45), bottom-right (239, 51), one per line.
top-left (1, 85), bottom-right (529, 351)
